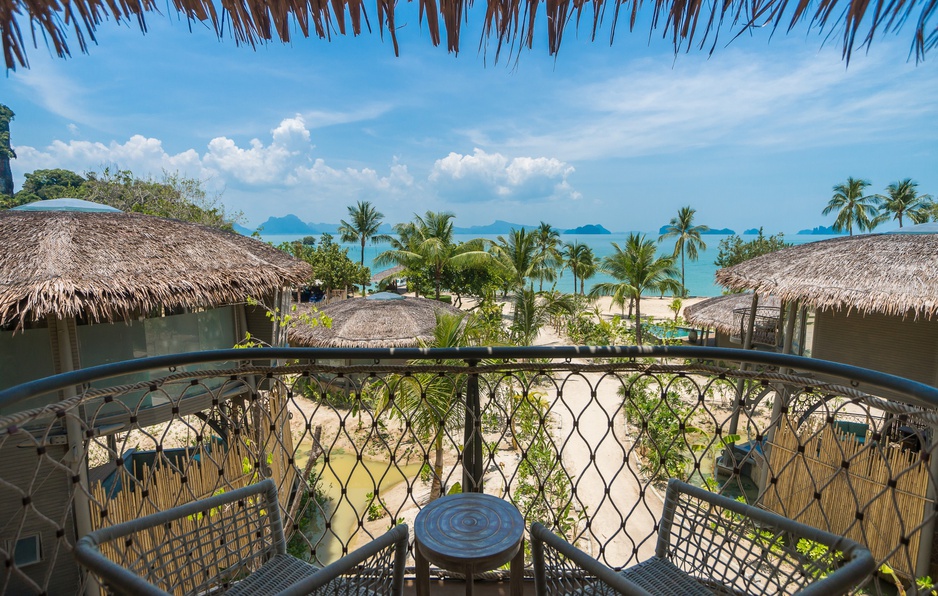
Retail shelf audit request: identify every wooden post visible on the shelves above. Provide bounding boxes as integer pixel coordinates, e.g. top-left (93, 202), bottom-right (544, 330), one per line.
top-left (56, 316), bottom-right (100, 596)
top-left (728, 294), bottom-right (759, 437)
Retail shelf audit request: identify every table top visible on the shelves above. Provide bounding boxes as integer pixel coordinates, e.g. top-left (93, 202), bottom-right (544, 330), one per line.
top-left (414, 493), bottom-right (524, 570)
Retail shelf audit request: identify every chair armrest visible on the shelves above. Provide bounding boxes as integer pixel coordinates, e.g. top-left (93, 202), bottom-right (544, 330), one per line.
top-left (659, 479), bottom-right (875, 596)
top-left (275, 524), bottom-right (410, 596)
top-left (75, 479), bottom-right (284, 595)
top-left (531, 523), bottom-right (654, 596)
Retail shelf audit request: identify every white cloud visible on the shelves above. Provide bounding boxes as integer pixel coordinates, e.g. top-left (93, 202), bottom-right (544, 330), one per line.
top-left (480, 46), bottom-right (938, 161)
top-left (429, 148), bottom-right (580, 202)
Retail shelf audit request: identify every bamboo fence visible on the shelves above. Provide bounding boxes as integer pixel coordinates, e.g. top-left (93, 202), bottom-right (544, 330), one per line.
top-left (87, 392), bottom-right (298, 594)
top-left (763, 418), bottom-right (931, 577)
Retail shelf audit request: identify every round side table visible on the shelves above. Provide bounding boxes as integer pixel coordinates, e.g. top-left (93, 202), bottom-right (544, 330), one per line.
top-left (414, 493), bottom-right (525, 596)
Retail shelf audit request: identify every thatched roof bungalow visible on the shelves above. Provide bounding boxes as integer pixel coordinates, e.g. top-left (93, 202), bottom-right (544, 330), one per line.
top-left (0, 200), bottom-right (311, 594)
top-left (1, 200), bottom-right (311, 398)
top-left (684, 293), bottom-right (782, 348)
top-left (715, 230), bottom-right (938, 389)
top-left (289, 292), bottom-right (462, 349)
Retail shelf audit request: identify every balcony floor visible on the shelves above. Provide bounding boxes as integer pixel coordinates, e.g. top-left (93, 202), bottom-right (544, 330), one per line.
top-left (403, 579), bottom-right (534, 594)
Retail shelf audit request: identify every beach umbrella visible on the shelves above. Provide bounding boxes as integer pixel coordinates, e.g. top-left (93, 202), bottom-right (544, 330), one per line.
top-left (289, 293), bottom-right (463, 348)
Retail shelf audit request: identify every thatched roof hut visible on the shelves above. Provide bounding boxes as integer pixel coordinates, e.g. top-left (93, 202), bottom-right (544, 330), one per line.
top-left (0, 208), bottom-right (311, 327)
top-left (715, 233), bottom-right (938, 320)
top-left (4, 0), bottom-right (931, 70)
top-left (289, 293), bottom-right (463, 348)
top-left (370, 265), bottom-right (405, 285)
top-left (684, 293), bottom-right (781, 336)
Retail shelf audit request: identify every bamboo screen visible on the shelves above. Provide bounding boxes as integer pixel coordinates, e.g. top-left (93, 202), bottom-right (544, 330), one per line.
top-left (87, 392), bottom-right (298, 594)
top-left (763, 418), bottom-right (931, 578)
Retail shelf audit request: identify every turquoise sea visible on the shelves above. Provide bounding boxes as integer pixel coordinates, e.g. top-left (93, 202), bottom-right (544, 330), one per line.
top-left (262, 233), bottom-right (842, 298)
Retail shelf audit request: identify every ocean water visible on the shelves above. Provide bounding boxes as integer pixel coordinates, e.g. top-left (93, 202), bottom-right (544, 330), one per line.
top-left (263, 232), bottom-right (841, 298)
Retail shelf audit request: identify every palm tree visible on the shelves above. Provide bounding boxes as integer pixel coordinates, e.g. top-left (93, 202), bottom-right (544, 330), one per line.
top-left (376, 211), bottom-right (490, 299)
top-left (371, 312), bottom-right (478, 500)
top-left (577, 246), bottom-right (597, 295)
top-left (823, 177), bottom-right (878, 236)
top-left (659, 206), bottom-right (708, 297)
top-left (492, 228), bottom-right (541, 291)
top-left (562, 241), bottom-right (596, 295)
top-left (533, 222), bottom-right (562, 291)
top-left (337, 201), bottom-right (392, 295)
top-left (874, 179), bottom-right (933, 228)
top-left (588, 234), bottom-right (680, 344)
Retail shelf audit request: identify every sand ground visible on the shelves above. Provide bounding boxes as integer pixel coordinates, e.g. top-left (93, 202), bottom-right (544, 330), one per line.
top-left (290, 292), bottom-right (712, 560)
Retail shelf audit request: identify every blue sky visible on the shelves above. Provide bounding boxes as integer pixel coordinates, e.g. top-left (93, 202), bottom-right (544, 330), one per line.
top-left (5, 6), bottom-right (937, 233)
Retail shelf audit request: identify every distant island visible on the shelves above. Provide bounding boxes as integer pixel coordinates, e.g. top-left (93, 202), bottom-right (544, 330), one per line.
top-left (565, 224), bottom-right (611, 234)
top-left (798, 225), bottom-right (839, 235)
top-left (452, 220), bottom-right (531, 234)
top-left (743, 228), bottom-right (760, 235)
top-left (661, 225), bottom-right (734, 235)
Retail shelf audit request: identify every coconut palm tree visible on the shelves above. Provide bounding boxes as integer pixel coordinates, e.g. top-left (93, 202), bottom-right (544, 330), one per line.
top-left (873, 179), bottom-right (933, 228)
top-left (562, 241), bottom-right (597, 295)
top-left (588, 234), bottom-right (680, 344)
top-left (337, 201), bottom-right (392, 295)
top-left (375, 211), bottom-right (490, 299)
top-left (533, 222), bottom-right (562, 291)
top-left (823, 177), bottom-right (878, 236)
top-left (659, 206), bottom-right (708, 297)
top-left (492, 227), bottom-right (541, 292)
top-left (370, 312), bottom-right (478, 500)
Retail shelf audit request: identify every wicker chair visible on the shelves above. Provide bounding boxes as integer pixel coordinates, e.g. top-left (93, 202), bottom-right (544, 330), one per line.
top-left (531, 479), bottom-right (875, 596)
top-left (74, 479), bottom-right (408, 596)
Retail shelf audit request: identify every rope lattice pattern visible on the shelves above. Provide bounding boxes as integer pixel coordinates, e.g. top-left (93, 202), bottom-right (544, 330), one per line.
top-left (0, 354), bottom-right (935, 594)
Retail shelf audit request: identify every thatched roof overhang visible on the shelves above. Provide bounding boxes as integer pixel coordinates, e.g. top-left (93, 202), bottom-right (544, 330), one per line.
top-left (370, 265), bottom-right (405, 284)
top-left (715, 233), bottom-right (938, 319)
top-left (684, 293), bottom-right (781, 335)
top-left (289, 295), bottom-right (463, 348)
top-left (0, 210), bottom-right (311, 326)
top-left (3, 0), bottom-right (934, 70)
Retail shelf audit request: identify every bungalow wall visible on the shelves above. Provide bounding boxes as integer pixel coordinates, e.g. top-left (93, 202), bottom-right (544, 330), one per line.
top-left (812, 310), bottom-right (938, 389)
top-left (0, 442), bottom-right (80, 595)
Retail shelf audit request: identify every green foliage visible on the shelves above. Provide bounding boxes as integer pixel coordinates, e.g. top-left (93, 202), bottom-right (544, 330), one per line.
top-left (376, 211), bottom-right (492, 300)
top-left (823, 177), bottom-right (878, 236)
top-left (588, 233), bottom-right (680, 344)
top-left (621, 375), bottom-right (703, 482)
top-left (659, 206), bottom-right (709, 296)
top-left (873, 178), bottom-right (933, 228)
top-left (714, 228), bottom-right (792, 269)
top-left (281, 233), bottom-right (370, 293)
top-left (2, 166), bottom-right (243, 231)
top-left (441, 255), bottom-right (507, 307)
top-left (562, 241), bottom-right (597, 295)
top-left (365, 491), bottom-right (384, 521)
top-left (287, 470), bottom-right (332, 561)
top-left (236, 297), bottom-right (331, 349)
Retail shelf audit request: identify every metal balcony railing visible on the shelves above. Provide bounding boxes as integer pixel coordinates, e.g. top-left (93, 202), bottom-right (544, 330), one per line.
top-left (1, 346), bottom-right (937, 595)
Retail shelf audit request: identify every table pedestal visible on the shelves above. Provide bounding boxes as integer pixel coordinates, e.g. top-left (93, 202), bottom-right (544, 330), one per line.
top-left (414, 493), bottom-right (525, 596)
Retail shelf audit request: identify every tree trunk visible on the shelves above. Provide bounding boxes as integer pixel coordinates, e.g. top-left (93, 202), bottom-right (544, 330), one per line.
top-left (360, 239), bottom-right (367, 296)
top-left (431, 435), bottom-right (444, 500)
top-left (635, 296), bottom-right (643, 345)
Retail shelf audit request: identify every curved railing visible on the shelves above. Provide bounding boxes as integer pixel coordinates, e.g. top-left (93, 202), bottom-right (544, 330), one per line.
top-left (2, 346), bottom-right (937, 595)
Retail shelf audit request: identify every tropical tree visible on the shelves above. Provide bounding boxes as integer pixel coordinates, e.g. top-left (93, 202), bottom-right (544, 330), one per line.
top-left (577, 246), bottom-right (597, 295)
top-left (370, 312), bottom-right (479, 500)
top-left (376, 211), bottom-right (490, 299)
top-left (338, 201), bottom-right (392, 295)
top-left (873, 179), bottom-right (933, 228)
top-left (714, 228), bottom-right (791, 269)
top-left (562, 241), bottom-right (597, 295)
top-left (588, 234), bottom-right (680, 344)
top-left (0, 104), bottom-right (15, 197)
top-left (533, 222), bottom-right (562, 291)
top-left (659, 206), bottom-right (709, 297)
top-left (822, 177), bottom-right (877, 235)
top-left (492, 227), bottom-right (541, 291)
